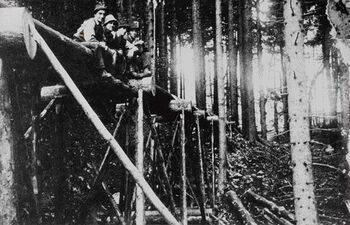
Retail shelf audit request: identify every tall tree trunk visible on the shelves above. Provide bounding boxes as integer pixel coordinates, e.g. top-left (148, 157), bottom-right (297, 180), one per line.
top-left (146, 0), bottom-right (156, 95)
top-left (280, 44), bottom-right (289, 132)
top-left (0, 59), bottom-right (17, 224)
top-left (238, 0), bottom-right (247, 134)
top-left (193, 0), bottom-right (206, 109)
top-left (169, 0), bottom-right (178, 96)
top-left (216, 0), bottom-right (227, 195)
top-left (257, 0), bottom-right (266, 139)
top-left (339, 60), bottom-right (350, 132)
top-left (213, 51), bottom-right (219, 114)
top-left (283, 1), bottom-right (319, 224)
top-left (242, 0), bottom-right (257, 141)
top-left (157, 0), bottom-right (168, 90)
top-left (337, 53), bottom-right (349, 132)
top-left (228, 0), bottom-right (239, 127)
top-left (338, 57), bottom-right (350, 208)
top-left (323, 29), bottom-right (337, 127)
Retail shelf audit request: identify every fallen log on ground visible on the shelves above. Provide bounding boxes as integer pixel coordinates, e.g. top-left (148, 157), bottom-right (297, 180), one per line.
top-left (225, 190), bottom-right (257, 225)
top-left (263, 208), bottom-right (294, 225)
top-left (245, 189), bottom-right (295, 222)
top-left (145, 208), bottom-right (212, 223)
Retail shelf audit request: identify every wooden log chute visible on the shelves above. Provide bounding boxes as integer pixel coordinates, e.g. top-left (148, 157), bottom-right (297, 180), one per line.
top-left (0, 7), bottom-right (181, 120)
top-left (0, 7), bottom-right (181, 225)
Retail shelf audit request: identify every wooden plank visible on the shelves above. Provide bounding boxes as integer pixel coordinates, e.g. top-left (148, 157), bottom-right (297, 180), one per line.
top-left (180, 108), bottom-right (187, 225)
top-left (135, 89), bottom-right (145, 225)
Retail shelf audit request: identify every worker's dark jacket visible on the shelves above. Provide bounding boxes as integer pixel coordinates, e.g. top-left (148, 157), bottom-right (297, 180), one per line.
top-left (127, 50), bottom-right (151, 78)
top-left (104, 30), bottom-right (127, 50)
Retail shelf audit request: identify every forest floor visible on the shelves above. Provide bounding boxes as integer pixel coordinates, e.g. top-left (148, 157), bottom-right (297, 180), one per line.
top-left (34, 103), bottom-right (350, 224)
top-left (217, 129), bottom-right (350, 225)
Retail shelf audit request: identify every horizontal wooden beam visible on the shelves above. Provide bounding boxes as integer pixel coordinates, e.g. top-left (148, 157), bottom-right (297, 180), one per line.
top-left (169, 99), bottom-right (192, 112)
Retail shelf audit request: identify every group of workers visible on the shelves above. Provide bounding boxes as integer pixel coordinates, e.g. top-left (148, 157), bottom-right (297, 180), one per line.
top-left (73, 3), bottom-right (151, 85)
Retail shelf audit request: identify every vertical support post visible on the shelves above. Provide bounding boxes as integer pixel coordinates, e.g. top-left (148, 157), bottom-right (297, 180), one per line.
top-left (30, 82), bottom-right (41, 224)
top-left (135, 89), bottom-right (145, 225)
top-left (54, 101), bottom-right (65, 225)
top-left (0, 58), bottom-right (17, 224)
top-left (123, 113), bottom-right (132, 224)
top-left (146, 115), bottom-right (176, 214)
top-left (180, 108), bottom-right (187, 225)
top-left (195, 114), bottom-right (207, 223)
top-left (210, 118), bottom-right (215, 207)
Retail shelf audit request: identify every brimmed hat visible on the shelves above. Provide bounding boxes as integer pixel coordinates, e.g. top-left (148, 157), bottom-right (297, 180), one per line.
top-left (118, 22), bottom-right (130, 30)
top-left (94, 3), bottom-right (107, 13)
top-left (104, 14), bottom-right (117, 26)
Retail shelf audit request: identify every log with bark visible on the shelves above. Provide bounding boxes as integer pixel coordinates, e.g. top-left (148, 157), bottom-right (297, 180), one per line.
top-left (0, 7), bottom-right (178, 121)
top-left (245, 190), bottom-right (295, 222)
top-left (225, 190), bottom-right (258, 225)
top-left (263, 208), bottom-right (294, 225)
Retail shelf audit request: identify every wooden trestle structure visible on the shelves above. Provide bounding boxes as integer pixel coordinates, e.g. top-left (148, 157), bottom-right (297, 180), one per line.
top-left (0, 6), bottom-right (215, 225)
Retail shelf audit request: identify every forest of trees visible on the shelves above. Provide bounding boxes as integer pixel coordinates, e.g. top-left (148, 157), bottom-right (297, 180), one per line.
top-left (1, 0), bottom-right (350, 224)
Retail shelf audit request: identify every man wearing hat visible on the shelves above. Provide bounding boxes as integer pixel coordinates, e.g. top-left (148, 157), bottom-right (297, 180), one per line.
top-left (125, 21), bottom-right (145, 59)
top-left (73, 4), bottom-right (119, 83)
top-left (103, 15), bottom-right (127, 51)
top-left (127, 21), bottom-right (140, 44)
top-left (73, 3), bottom-right (107, 42)
top-left (103, 15), bottom-right (132, 79)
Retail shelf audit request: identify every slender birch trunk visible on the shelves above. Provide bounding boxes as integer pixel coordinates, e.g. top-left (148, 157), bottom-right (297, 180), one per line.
top-left (216, 0), bottom-right (227, 195)
top-left (283, 1), bottom-right (319, 224)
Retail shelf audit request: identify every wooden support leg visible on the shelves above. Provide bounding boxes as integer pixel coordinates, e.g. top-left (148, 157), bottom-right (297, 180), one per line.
top-left (166, 116), bottom-right (180, 169)
top-left (186, 178), bottom-right (200, 208)
top-left (195, 114), bottom-right (207, 223)
top-left (95, 111), bottom-right (125, 182)
top-left (101, 182), bottom-right (127, 225)
top-left (90, 162), bottom-right (127, 225)
top-left (24, 99), bottom-right (55, 139)
top-left (54, 101), bottom-right (65, 225)
top-left (135, 89), bottom-right (145, 225)
top-left (180, 108), bottom-right (187, 225)
top-left (123, 118), bottom-right (132, 224)
top-left (30, 84), bottom-right (41, 224)
top-left (147, 117), bottom-right (177, 214)
top-left (210, 119), bottom-right (215, 207)
top-left (78, 113), bottom-right (125, 224)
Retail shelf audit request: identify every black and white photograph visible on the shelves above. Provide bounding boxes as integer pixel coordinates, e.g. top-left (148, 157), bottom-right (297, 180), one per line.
top-left (0, 0), bottom-right (349, 224)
